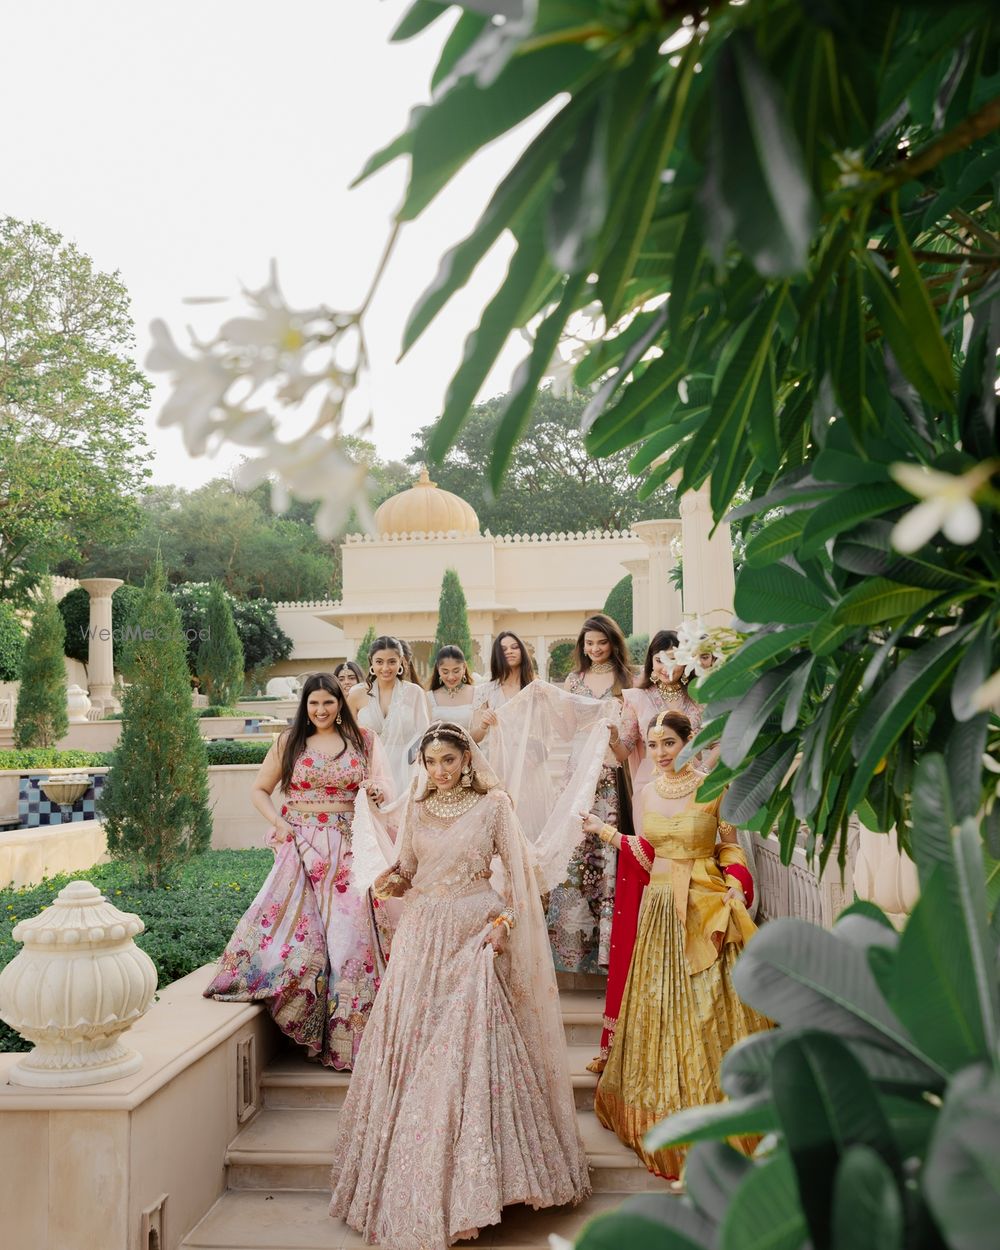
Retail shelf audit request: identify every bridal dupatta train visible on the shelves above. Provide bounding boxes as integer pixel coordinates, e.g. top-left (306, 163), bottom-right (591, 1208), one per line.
top-left (329, 727), bottom-right (606, 1250)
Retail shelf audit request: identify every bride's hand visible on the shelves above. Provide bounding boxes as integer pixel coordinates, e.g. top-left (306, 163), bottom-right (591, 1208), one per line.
top-left (580, 812), bottom-right (604, 836)
top-left (484, 926), bottom-right (508, 957)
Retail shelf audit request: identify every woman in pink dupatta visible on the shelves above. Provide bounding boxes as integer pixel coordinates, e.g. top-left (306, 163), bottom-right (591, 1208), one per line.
top-left (330, 721), bottom-right (603, 1250)
top-left (205, 673), bottom-right (395, 1070)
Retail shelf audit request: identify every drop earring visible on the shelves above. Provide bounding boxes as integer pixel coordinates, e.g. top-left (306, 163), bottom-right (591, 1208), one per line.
top-left (461, 765), bottom-right (472, 788)
top-left (335, 713), bottom-right (342, 724)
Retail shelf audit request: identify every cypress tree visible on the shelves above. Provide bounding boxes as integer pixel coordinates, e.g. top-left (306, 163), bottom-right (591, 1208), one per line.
top-left (354, 624), bottom-right (377, 668)
top-left (14, 583), bottom-right (68, 748)
top-left (433, 569), bottom-right (474, 662)
top-left (197, 582), bottom-right (245, 707)
top-left (99, 561), bottom-right (211, 887)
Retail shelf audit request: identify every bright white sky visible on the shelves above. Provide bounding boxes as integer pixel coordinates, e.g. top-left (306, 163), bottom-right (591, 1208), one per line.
top-left (3, 0), bottom-right (535, 486)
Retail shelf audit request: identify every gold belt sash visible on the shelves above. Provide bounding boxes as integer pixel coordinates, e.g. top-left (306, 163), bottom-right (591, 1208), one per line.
top-left (649, 833), bottom-right (717, 955)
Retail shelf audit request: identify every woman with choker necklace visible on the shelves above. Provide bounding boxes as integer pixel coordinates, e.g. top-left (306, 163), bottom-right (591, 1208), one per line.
top-left (587, 710), bottom-right (767, 1179)
top-left (547, 612), bottom-right (632, 975)
top-left (329, 722), bottom-right (590, 1249)
top-left (425, 644), bottom-right (476, 730)
top-left (349, 635), bottom-right (429, 797)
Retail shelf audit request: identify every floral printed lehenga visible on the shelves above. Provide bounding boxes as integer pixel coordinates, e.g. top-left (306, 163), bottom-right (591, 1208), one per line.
top-left (204, 731), bottom-right (394, 1070)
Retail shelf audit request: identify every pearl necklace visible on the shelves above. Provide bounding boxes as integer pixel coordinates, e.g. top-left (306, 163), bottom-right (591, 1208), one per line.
top-left (589, 660), bottom-right (615, 674)
top-left (425, 787), bottom-right (481, 821)
top-left (653, 764), bottom-right (701, 800)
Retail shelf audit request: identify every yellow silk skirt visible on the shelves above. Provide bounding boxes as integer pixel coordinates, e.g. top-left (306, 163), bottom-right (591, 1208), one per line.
top-left (594, 874), bottom-right (770, 1178)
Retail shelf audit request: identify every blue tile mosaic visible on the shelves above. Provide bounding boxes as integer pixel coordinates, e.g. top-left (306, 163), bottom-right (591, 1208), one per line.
top-left (17, 774), bottom-right (106, 828)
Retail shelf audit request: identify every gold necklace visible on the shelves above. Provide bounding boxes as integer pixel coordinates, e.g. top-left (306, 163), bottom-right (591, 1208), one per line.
top-left (653, 765), bottom-right (701, 800)
top-left (589, 660), bottom-right (614, 674)
top-left (425, 788), bottom-right (481, 820)
top-left (654, 679), bottom-right (685, 704)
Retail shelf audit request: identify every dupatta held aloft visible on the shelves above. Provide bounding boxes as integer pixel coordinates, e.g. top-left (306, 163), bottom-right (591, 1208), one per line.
top-left (330, 731), bottom-right (598, 1250)
top-left (594, 792), bottom-right (768, 1179)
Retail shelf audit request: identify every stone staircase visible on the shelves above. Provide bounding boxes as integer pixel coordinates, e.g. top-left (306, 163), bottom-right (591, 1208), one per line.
top-left (181, 988), bottom-right (664, 1249)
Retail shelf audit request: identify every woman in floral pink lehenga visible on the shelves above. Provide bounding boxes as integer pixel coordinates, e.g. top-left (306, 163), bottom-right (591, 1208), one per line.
top-left (330, 721), bottom-right (606, 1250)
top-left (205, 673), bottom-right (395, 1070)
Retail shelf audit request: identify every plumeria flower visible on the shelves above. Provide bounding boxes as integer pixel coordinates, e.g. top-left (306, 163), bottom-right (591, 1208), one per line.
top-left (973, 669), bottom-right (1000, 714)
top-left (147, 319), bottom-right (235, 455)
top-left (676, 615), bottom-right (725, 678)
top-left (889, 461), bottom-right (995, 553)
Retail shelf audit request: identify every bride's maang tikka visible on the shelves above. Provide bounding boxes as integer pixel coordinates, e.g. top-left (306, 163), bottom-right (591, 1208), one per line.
top-left (648, 710), bottom-right (673, 739)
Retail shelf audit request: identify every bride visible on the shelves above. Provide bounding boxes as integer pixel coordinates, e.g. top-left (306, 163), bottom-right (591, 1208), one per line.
top-left (329, 721), bottom-right (593, 1249)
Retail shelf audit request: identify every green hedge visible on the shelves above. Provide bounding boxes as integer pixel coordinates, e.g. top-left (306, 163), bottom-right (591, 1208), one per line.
top-left (0, 749), bottom-right (111, 770)
top-left (196, 706), bottom-right (241, 718)
top-left (0, 602), bottom-right (25, 681)
top-left (0, 850), bottom-right (273, 1052)
top-left (204, 740), bottom-right (272, 766)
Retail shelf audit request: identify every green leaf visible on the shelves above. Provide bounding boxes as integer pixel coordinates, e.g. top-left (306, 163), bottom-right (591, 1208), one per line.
top-left (831, 260), bottom-right (868, 438)
top-left (647, 1091), bottom-right (777, 1150)
top-left (833, 519), bottom-right (979, 591)
top-left (401, 86), bottom-right (592, 353)
top-left (428, 226), bottom-right (554, 462)
top-left (849, 627), bottom-right (969, 810)
top-left (390, 0), bottom-right (449, 42)
top-left (702, 32), bottom-right (819, 278)
top-left (731, 918), bottom-right (944, 1080)
top-left (924, 1063), bottom-right (1000, 1250)
top-left (575, 1209), bottom-right (712, 1250)
top-left (831, 1146), bottom-right (904, 1250)
top-left (721, 740), bottom-right (797, 824)
top-left (584, 342), bottom-right (689, 457)
top-left (488, 272), bottom-right (586, 492)
top-left (668, 210), bottom-right (705, 342)
top-left (890, 194), bottom-right (956, 402)
top-left (799, 484), bottom-right (911, 559)
top-left (810, 611), bottom-right (858, 657)
top-left (719, 1152), bottom-right (809, 1250)
top-left (683, 288), bottom-right (786, 491)
top-left (546, 95), bottom-right (610, 275)
top-left (744, 513), bottom-right (808, 567)
top-left (598, 40), bottom-right (698, 323)
top-left (734, 562), bottom-right (830, 626)
top-left (951, 614), bottom-right (994, 722)
top-left (402, 43), bottom-right (599, 220)
top-left (862, 252), bottom-right (954, 413)
top-left (833, 578), bottom-right (941, 626)
top-left (697, 626), bottom-right (812, 701)
top-left (720, 660), bottom-right (802, 768)
top-left (772, 1032), bottom-right (898, 1244)
top-left (781, 656), bottom-right (814, 732)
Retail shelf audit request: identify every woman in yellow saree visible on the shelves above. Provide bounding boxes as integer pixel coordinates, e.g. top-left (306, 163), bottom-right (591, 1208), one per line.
top-left (586, 710), bottom-right (769, 1179)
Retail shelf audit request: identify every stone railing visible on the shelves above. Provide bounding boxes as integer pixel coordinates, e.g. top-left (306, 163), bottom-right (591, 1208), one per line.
top-left (342, 526), bottom-right (642, 545)
top-left (754, 818), bottom-right (860, 930)
top-left (272, 599), bottom-right (343, 610)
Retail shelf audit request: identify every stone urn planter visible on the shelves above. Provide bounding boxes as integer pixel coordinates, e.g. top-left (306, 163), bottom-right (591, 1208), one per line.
top-left (66, 683), bottom-right (92, 724)
top-left (0, 879), bottom-right (157, 1086)
top-left (852, 824), bottom-right (919, 929)
top-left (39, 770), bottom-right (92, 808)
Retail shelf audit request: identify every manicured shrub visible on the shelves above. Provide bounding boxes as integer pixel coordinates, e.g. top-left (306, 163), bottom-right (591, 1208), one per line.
top-left (57, 584), bottom-right (143, 665)
top-left (204, 740), bottom-right (272, 766)
top-left (197, 582), bottom-right (245, 707)
top-left (0, 749), bottom-right (107, 770)
top-left (14, 585), bottom-right (67, 748)
top-left (433, 569), bottom-right (474, 662)
top-left (0, 602), bottom-right (25, 681)
top-left (602, 574), bottom-right (633, 636)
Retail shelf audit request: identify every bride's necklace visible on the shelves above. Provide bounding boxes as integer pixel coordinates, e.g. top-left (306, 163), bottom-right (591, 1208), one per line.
top-left (589, 660), bottom-right (614, 674)
top-left (654, 764), bottom-right (701, 800)
top-left (425, 787), bottom-right (481, 820)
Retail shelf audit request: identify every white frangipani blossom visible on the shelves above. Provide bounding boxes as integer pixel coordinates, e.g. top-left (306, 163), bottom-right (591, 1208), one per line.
top-left (148, 260), bottom-right (381, 540)
top-left (889, 461), bottom-right (995, 553)
top-left (675, 615), bottom-right (725, 678)
top-left (973, 669), bottom-right (1000, 714)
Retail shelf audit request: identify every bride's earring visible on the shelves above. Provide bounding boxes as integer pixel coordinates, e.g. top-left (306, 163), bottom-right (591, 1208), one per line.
top-left (461, 765), bottom-right (472, 788)
top-left (335, 713), bottom-right (342, 724)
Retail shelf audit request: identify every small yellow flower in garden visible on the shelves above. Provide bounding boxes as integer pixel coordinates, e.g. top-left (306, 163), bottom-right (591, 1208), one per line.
top-left (889, 461), bottom-right (996, 553)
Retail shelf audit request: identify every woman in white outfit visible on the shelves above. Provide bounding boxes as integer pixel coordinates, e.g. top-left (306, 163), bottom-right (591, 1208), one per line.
top-left (425, 645), bottom-right (477, 731)
top-left (349, 635), bottom-right (429, 797)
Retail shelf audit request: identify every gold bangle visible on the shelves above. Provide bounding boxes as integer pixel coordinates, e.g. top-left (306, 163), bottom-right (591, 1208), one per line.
top-left (598, 824), bottom-right (616, 844)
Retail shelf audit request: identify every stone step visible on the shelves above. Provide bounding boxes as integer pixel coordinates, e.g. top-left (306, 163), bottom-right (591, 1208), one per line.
top-left (225, 1107), bottom-right (663, 1195)
top-left (262, 1044), bottom-right (600, 1112)
top-left (181, 1189), bottom-right (628, 1249)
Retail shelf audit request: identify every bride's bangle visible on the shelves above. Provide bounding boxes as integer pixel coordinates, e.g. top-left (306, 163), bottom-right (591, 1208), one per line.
top-left (492, 911), bottom-right (514, 934)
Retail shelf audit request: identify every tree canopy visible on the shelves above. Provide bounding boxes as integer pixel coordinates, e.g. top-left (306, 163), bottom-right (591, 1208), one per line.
top-left (0, 217), bottom-right (151, 605)
top-left (409, 389), bottom-right (676, 533)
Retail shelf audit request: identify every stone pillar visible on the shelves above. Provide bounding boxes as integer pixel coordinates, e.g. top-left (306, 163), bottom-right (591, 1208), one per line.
top-left (678, 484), bottom-right (736, 629)
top-left (534, 636), bottom-right (549, 681)
top-left (631, 520), bottom-right (683, 635)
top-left (621, 558), bottom-right (650, 639)
top-left (78, 578), bottom-right (123, 714)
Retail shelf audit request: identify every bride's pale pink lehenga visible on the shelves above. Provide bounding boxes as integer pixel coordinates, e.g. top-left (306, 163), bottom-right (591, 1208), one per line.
top-left (204, 730), bottom-right (395, 1069)
top-left (329, 785), bottom-right (591, 1250)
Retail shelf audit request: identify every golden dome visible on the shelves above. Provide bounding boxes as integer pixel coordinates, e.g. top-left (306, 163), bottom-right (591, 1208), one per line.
top-left (374, 467), bottom-right (480, 537)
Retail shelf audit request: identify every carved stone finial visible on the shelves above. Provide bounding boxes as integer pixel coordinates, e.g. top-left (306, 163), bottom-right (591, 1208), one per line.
top-left (0, 880), bottom-right (157, 1087)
